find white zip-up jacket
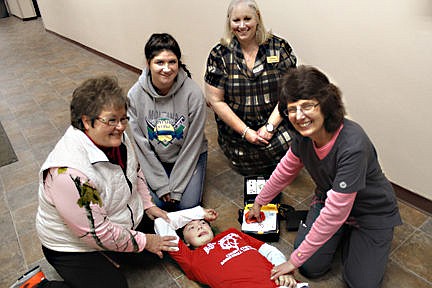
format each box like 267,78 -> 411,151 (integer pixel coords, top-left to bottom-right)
36,126 -> 152,252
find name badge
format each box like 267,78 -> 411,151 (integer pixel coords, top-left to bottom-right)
266,55 -> 279,63
252,65 -> 264,74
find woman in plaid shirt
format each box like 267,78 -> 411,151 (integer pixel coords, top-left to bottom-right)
205,0 -> 297,176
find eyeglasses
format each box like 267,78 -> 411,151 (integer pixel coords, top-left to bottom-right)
283,102 -> 320,117
96,116 -> 129,127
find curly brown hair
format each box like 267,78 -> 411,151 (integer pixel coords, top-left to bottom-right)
278,65 -> 346,133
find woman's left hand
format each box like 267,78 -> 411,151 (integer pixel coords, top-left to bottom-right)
161,193 -> 171,203
145,206 -> 169,221
245,128 -> 269,146
271,260 -> 296,281
144,234 -> 178,258
257,126 -> 274,141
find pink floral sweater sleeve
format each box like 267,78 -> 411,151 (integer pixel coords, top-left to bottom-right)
44,167 -> 147,252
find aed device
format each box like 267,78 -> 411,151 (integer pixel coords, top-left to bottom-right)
241,176 -> 280,242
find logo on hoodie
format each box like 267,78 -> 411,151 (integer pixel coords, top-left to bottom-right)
147,116 -> 185,146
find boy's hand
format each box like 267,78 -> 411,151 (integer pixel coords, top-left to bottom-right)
274,273 -> 297,288
203,208 -> 218,222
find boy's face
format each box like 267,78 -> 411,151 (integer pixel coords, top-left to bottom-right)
183,219 -> 214,248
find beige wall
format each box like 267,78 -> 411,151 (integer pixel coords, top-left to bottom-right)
37,0 -> 432,200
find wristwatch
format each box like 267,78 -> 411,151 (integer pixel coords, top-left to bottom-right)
265,122 -> 274,133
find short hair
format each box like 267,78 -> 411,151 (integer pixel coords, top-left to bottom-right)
221,0 -> 270,46
144,33 -> 191,78
176,220 -> 216,249
70,76 -> 127,131
278,65 -> 346,133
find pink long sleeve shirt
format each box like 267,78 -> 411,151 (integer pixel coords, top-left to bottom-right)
255,125 -> 357,268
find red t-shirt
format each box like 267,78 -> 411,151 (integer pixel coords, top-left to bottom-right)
169,228 -> 278,288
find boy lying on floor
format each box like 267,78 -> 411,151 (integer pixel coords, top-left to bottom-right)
154,206 -> 300,288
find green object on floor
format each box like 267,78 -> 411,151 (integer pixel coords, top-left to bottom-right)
0,121 -> 17,167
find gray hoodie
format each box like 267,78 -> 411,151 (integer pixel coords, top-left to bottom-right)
127,67 -> 207,201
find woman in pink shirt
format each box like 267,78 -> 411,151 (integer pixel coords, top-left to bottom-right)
248,66 -> 401,288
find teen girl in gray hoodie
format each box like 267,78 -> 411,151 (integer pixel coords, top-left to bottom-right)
128,33 -> 208,211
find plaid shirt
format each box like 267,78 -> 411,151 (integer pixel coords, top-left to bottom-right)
205,35 -> 297,175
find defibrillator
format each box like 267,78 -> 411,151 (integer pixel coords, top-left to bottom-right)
240,176 -> 280,242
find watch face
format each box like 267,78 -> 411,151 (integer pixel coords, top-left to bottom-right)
266,123 -> 274,132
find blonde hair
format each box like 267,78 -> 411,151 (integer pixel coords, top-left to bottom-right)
220,0 -> 270,46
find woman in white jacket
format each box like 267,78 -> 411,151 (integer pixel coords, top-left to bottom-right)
35,76 -> 177,288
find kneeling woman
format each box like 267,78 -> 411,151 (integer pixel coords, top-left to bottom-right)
128,33 -> 208,211
249,66 -> 402,288
36,76 -> 177,288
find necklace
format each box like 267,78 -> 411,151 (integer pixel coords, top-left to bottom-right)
242,47 -> 258,70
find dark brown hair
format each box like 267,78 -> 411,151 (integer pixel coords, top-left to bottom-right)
144,33 -> 192,78
278,65 -> 346,133
176,220 -> 217,249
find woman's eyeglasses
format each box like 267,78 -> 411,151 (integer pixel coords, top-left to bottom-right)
283,103 -> 319,117
96,116 -> 129,127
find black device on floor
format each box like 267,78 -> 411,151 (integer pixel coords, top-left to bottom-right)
285,210 -> 308,231
240,176 -> 280,242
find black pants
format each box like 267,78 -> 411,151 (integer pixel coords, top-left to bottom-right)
40,215 -> 156,288
41,247 -> 128,288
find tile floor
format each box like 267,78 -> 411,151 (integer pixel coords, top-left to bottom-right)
0,17 -> 431,288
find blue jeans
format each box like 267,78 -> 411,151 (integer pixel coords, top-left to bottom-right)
150,151 -> 207,211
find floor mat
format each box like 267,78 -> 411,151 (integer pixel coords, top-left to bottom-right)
0,121 -> 18,167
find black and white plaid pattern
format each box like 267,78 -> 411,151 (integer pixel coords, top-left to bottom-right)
205,35 -> 297,175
